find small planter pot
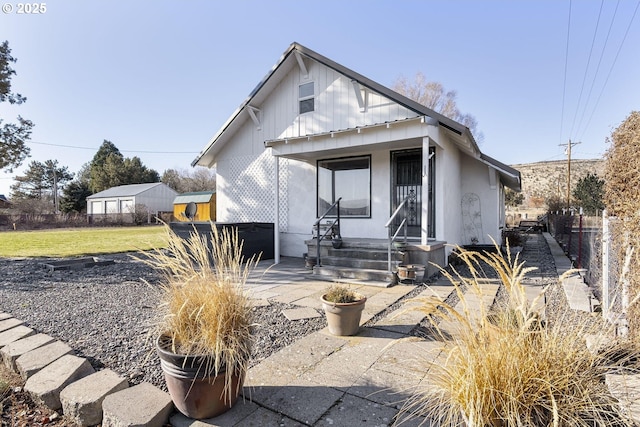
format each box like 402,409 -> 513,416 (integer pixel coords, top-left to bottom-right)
156,335 -> 244,419
305,256 -> 317,269
321,293 -> 367,336
332,237 -> 343,249
396,264 -> 426,283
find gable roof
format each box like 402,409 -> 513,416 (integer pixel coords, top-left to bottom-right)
193,42 -> 520,191
87,182 -> 171,199
173,191 -> 215,204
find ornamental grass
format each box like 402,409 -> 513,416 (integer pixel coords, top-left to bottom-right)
323,284 -> 362,303
140,224 -> 259,398
399,244 -> 637,427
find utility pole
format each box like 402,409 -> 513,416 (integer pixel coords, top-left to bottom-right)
52,166 -> 59,213
559,140 -> 581,210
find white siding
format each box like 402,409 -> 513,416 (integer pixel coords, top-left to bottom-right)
135,185 -> 178,212
460,155 -> 501,245
436,135 -> 462,252
282,61 -> 419,139
211,54 -> 504,257
86,184 -> 177,215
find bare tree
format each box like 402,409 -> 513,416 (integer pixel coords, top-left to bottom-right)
161,167 -> 216,193
393,72 -> 483,143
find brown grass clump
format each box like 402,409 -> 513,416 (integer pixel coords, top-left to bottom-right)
140,224 -> 259,399
399,245 -> 636,426
323,284 -> 362,303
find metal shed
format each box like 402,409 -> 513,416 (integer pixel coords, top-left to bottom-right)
86,183 -> 178,222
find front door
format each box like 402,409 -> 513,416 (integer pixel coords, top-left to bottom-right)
391,149 -> 422,237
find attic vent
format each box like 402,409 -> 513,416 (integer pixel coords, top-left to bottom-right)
299,82 -> 314,114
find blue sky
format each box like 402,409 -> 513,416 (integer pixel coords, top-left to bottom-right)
1,0 -> 639,197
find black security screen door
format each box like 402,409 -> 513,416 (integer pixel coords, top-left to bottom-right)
391,149 -> 422,237
391,148 -> 435,238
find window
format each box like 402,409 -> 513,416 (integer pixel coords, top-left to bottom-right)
317,156 -> 371,217
299,82 -> 314,114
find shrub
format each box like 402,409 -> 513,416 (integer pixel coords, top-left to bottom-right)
502,229 -> 525,248
399,246 -> 636,426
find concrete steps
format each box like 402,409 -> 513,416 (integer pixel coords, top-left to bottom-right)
306,238 -> 406,285
0,312 -> 173,426
312,264 -> 396,286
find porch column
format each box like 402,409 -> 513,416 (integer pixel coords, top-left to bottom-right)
273,151 -> 281,264
421,136 -> 430,245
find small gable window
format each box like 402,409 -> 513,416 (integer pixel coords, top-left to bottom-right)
299,82 -> 314,114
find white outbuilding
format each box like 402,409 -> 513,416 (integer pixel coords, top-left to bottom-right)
86,182 -> 178,222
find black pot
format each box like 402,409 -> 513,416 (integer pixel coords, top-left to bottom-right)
156,335 -> 244,419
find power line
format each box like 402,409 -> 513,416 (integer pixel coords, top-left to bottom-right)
575,0 -> 620,140
568,0 -> 604,139
578,0 -> 640,141
559,0 -> 573,145
26,140 -> 199,155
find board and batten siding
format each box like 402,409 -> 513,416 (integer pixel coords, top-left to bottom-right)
214,57 -> 425,256
284,61 -> 420,139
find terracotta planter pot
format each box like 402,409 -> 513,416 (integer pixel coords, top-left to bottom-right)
321,293 -> 367,336
396,264 -> 426,282
156,335 -> 245,419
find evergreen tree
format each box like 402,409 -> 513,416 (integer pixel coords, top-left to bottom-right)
573,173 -> 604,215
122,156 -> 160,184
0,41 -> 34,172
60,180 -> 92,213
89,140 -> 124,192
505,188 -> 524,208
89,140 -> 159,192
10,160 -> 73,209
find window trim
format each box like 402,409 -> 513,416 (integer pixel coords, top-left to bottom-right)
298,81 -> 315,114
316,155 -> 372,219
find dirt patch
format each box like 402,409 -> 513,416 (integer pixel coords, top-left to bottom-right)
0,364 -> 72,426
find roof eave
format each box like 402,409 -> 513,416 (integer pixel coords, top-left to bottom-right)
480,153 -> 522,191
192,43 -> 301,167
194,42 -> 484,167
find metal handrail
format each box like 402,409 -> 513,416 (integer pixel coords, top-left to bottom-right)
385,197 -> 409,271
314,197 -> 342,268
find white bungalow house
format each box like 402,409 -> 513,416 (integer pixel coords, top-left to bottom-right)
192,42 -> 521,282
86,182 -> 178,222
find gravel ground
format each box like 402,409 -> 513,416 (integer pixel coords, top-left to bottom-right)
0,233 -> 567,393
0,253 -> 326,391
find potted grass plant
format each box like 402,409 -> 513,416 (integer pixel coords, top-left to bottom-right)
142,224 -> 259,420
321,284 -> 367,336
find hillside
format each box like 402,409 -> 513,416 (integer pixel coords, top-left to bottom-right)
511,159 -> 605,210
